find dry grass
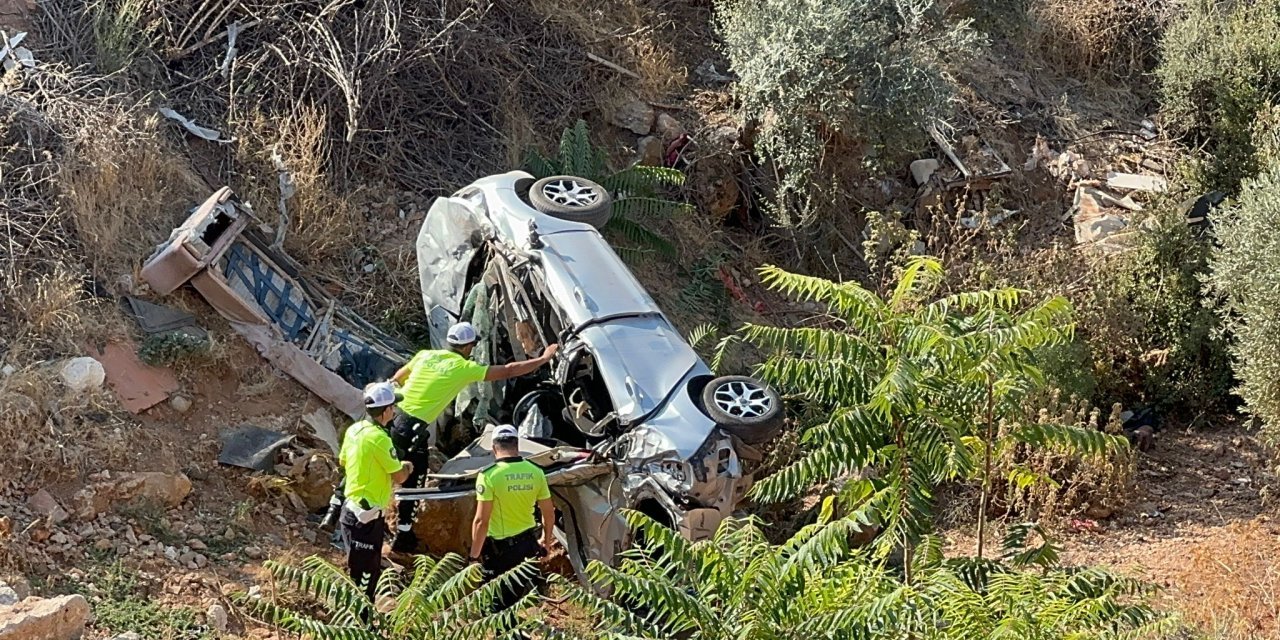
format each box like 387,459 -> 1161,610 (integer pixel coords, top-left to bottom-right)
235,107 -> 367,269
527,0 -> 686,100
1024,0 -> 1165,79
60,112 -> 206,274
0,365 -> 147,487
1166,521 -> 1280,638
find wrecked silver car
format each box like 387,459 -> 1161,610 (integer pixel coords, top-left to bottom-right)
399,171 -> 783,578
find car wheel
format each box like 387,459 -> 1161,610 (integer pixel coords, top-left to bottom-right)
700,375 -> 784,444
528,175 -> 613,228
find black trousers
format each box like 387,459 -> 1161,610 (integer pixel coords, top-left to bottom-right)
340,507 -> 386,603
390,410 -> 435,540
480,528 -> 545,613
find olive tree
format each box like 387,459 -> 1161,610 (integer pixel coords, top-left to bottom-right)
716,0 -> 979,225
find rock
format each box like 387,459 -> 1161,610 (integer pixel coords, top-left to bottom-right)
609,92 -> 655,135
93,539 -> 113,552
110,634 -> 141,640
693,59 -> 734,86
637,136 -> 664,166
244,546 -> 265,560
655,113 -> 685,143
169,395 -> 193,414
0,518 -> 10,538
187,539 -> 207,551
59,357 -> 105,393
0,594 -> 90,639
49,532 -> 68,546
0,578 -> 29,602
0,584 -> 18,607
73,472 -> 192,519
207,604 -> 228,632
26,490 -> 68,525
910,159 -> 940,185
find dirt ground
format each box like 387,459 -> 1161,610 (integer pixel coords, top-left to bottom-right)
943,420 -> 1280,639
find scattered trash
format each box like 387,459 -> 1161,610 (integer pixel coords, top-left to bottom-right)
269,144 -> 295,249
1106,172 -> 1168,193
1181,191 -> 1227,227
59,357 -> 105,393
959,208 -> 1020,230
1138,119 -> 1157,141
1023,136 -> 1052,172
218,22 -> 240,79
0,31 -> 37,73
87,341 -> 179,413
218,424 -> 293,472
928,126 -> 1012,188
300,408 -> 339,454
124,296 -> 208,341
158,107 -> 234,143
1,364 -> 15,377
1071,186 -> 1143,251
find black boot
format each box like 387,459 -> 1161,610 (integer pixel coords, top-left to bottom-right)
320,501 -> 342,532
390,527 -> 418,553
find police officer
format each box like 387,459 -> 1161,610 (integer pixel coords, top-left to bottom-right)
337,382 -> 413,602
468,424 -> 556,613
385,322 -> 557,551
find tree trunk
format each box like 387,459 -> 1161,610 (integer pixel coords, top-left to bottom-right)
976,377 -> 995,561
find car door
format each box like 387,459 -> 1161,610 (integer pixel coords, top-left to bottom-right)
417,189 -> 490,347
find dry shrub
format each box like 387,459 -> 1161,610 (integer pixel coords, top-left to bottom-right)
0,365 -> 146,487
999,390 -> 1136,523
2,64 -> 189,363
236,107 -> 367,268
527,0 -> 686,100
1025,0 -> 1165,79
60,112 -> 206,274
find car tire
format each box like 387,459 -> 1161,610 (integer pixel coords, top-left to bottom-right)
700,375 -> 784,444
528,175 -> 613,228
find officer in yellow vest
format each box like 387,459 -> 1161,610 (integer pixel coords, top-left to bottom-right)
386,321 -> 557,551
337,382 -> 413,602
468,424 -> 556,613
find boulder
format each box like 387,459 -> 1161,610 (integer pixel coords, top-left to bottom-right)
637,136 -> 665,166
655,113 -> 685,143
609,92 -> 655,135
207,604 -> 228,633
26,490 -> 68,525
0,595 -> 89,639
59,358 -> 104,393
0,584 -> 18,607
73,472 -> 192,520
910,159 -> 940,186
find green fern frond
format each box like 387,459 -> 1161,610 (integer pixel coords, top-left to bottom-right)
604,165 -> 687,195
605,214 -> 677,257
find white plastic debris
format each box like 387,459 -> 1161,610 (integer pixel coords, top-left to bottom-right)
0,31 -> 38,73
1106,172 -> 1168,193
60,357 -> 106,392
159,107 -> 234,143
218,22 -> 240,79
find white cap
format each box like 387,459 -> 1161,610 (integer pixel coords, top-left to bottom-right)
446,322 -> 478,346
363,382 -> 402,408
492,424 -> 518,441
